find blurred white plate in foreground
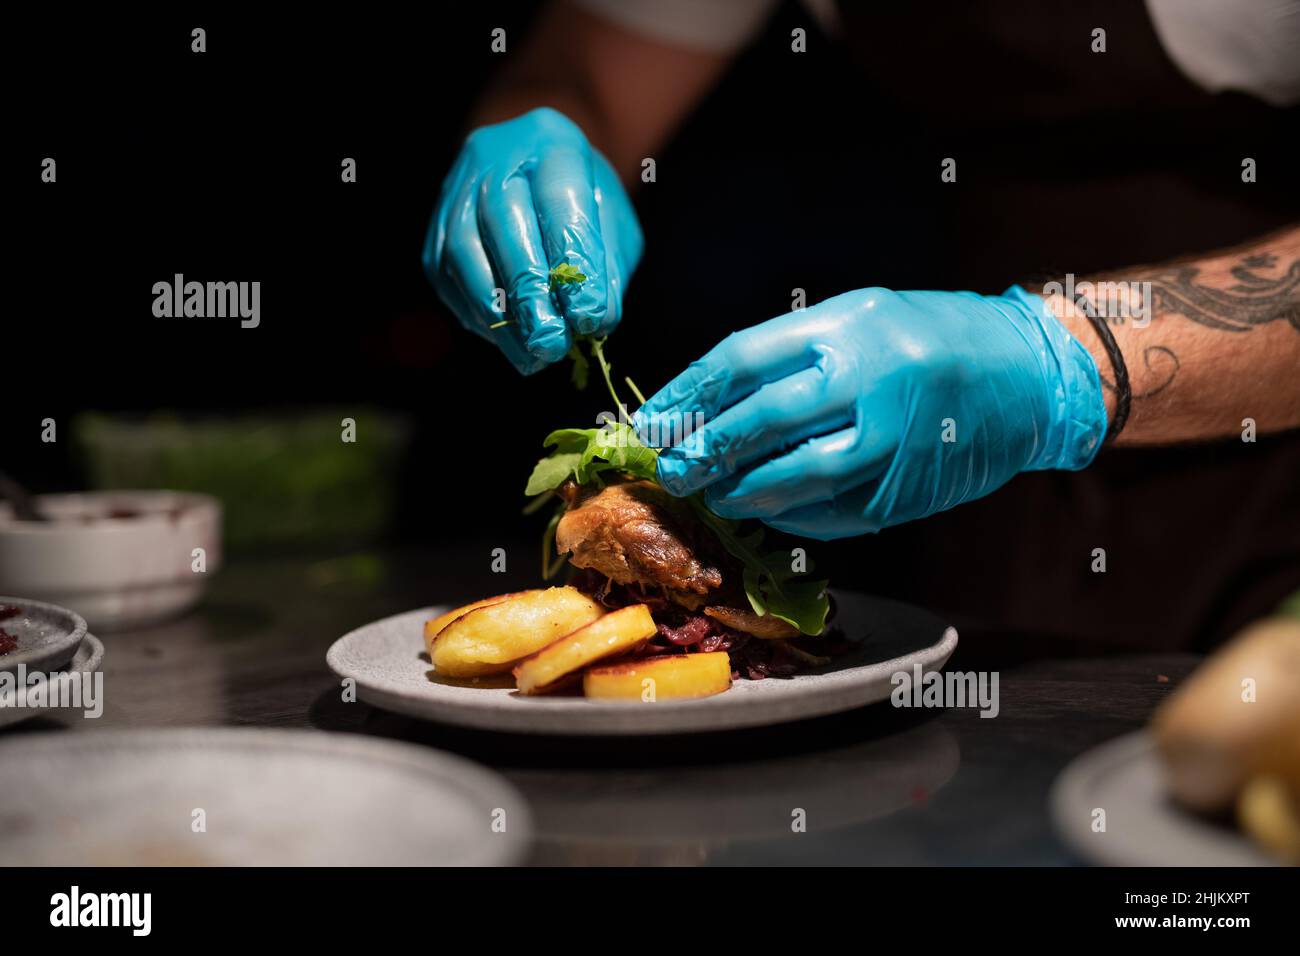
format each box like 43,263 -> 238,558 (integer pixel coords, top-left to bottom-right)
0,728 -> 530,865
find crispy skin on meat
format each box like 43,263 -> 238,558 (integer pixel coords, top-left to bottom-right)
704,606 -> 801,640
556,479 -> 723,608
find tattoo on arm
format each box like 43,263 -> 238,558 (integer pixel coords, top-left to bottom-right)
1096,344 -> 1181,400
1140,253 -> 1300,333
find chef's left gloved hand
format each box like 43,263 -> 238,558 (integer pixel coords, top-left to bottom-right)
422,108 -> 642,375
635,286 -> 1107,540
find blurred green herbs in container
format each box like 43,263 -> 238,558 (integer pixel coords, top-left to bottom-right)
74,410 -> 410,554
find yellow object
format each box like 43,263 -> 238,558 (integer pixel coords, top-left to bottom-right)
514,604 -> 656,694
430,587 -> 604,678
422,594 -> 518,658
1152,616 -> 1300,814
583,651 -> 732,701
1237,775 -> 1300,864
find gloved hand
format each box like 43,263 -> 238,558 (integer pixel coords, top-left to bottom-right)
635,286 -> 1107,539
422,107 -> 643,374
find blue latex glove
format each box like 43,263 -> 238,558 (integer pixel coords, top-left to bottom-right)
422,108 -> 643,374
635,286 -> 1107,539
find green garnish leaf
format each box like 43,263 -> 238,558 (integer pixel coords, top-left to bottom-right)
526,338 -> 830,637
688,498 -> 830,636
524,451 -> 584,497
523,423 -> 657,498
585,422 -> 659,482
549,263 -> 587,289
543,427 -> 601,454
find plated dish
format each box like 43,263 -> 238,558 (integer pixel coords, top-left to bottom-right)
327,591 -> 957,735
422,412 -> 861,699
328,375 -> 955,732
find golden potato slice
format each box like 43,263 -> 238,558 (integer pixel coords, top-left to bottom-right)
514,604 -> 657,695
583,651 -> 732,702
422,593 -> 521,660
431,587 -> 605,678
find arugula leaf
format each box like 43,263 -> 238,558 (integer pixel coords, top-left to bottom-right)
524,452 -> 584,497
549,263 -> 587,289
585,422 -> 658,482
542,428 -> 599,454
524,429 -> 595,495
524,423 -> 657,496
754,570 -> 831,636
688,497 -> 830,636
526,338 -> 831,637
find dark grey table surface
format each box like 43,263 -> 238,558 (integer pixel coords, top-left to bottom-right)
11,540 -> 1198,865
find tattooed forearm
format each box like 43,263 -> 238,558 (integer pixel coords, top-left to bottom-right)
1138,253 -> 1300,333
1096,345 -> 1181,399
1038,225 -> 1300,444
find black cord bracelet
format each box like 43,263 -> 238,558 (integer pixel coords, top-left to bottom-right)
1075,293 -> 1130,443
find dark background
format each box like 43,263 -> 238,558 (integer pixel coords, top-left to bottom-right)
10,3 -> 864,527
8,3 -> 1299,648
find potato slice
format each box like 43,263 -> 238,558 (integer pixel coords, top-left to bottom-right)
514,604 -> 657,695
583,651 -> 732,701
431,587 -> 605,678
422,593 -> 521,660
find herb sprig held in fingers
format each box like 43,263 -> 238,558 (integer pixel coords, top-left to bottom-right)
521,270 -> 830,637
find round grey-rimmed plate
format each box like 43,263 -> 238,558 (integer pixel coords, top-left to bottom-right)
0,595 -> 87,673
0,728 -> 531,865
1050,731 -> 1279,866
0,633 -> 105,729
327,591 -> 958,735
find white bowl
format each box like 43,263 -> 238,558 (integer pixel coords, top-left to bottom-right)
0,491 -> 222,631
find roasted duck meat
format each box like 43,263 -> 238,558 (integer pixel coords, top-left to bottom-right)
555,479 -> 723,608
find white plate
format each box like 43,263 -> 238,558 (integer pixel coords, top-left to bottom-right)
0,491 -> 222,631
0,728 -> 530,865
327,591 -> 958,735
0,595 -> 87,673
0,633 -> 104,729
1050,731 -> 1279,866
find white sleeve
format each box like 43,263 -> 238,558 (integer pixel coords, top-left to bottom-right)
572,0 -> 781,53
1145,0 -> 1300,105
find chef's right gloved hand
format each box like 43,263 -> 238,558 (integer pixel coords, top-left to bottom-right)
422,108 -> 643,374
636,286 -> 1108,539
